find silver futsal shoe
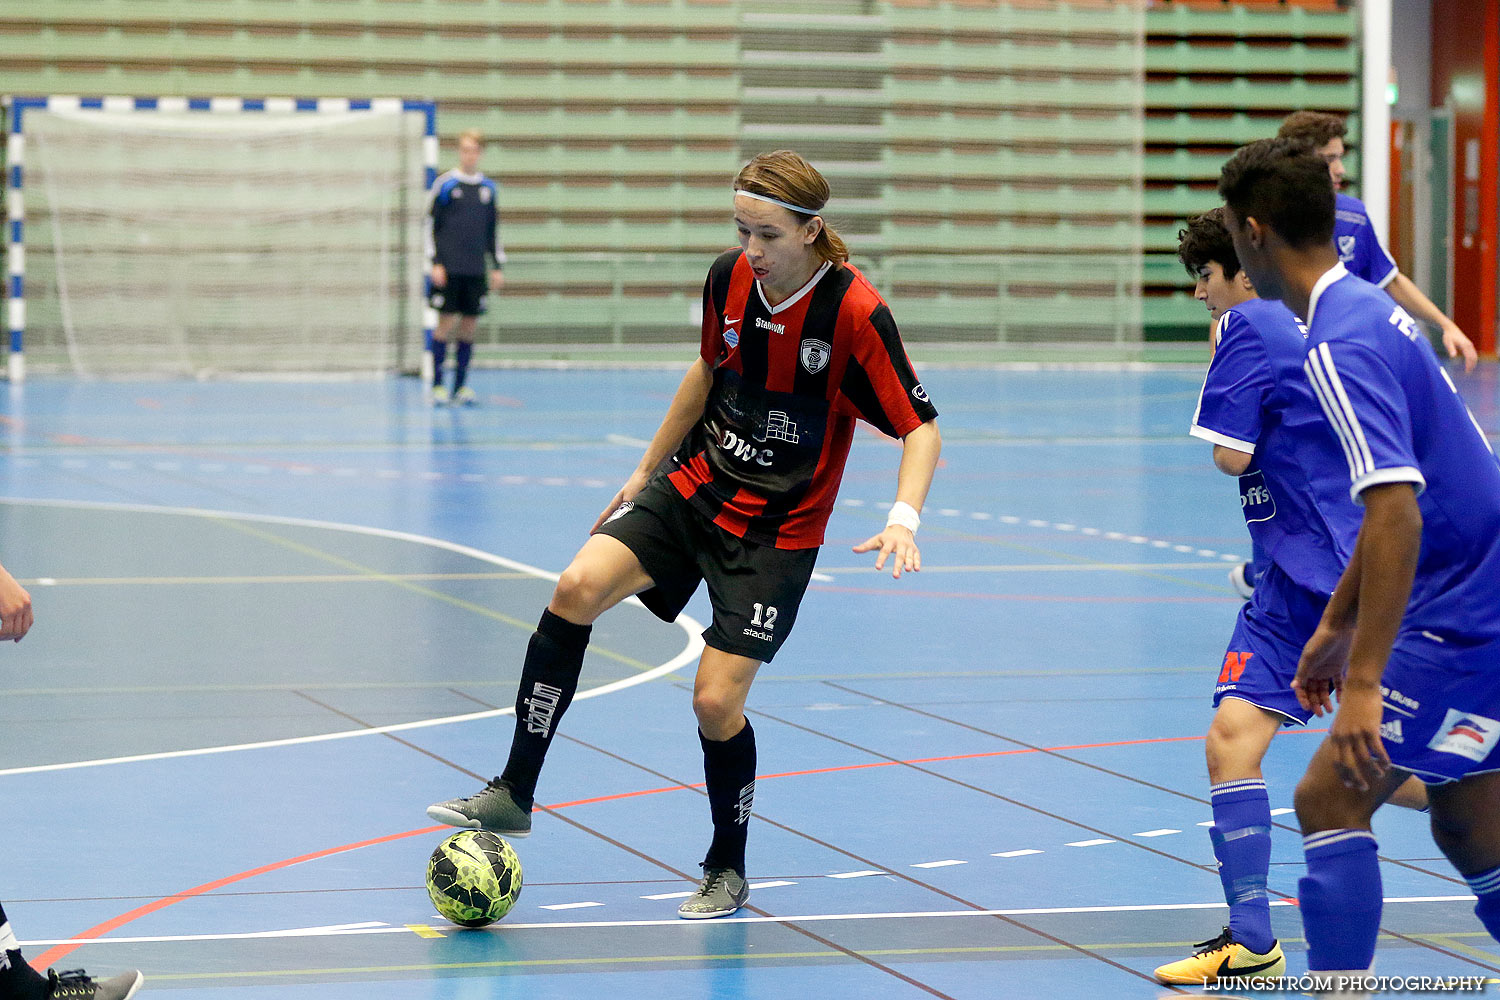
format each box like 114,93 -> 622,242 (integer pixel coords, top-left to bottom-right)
677,867 -> 749,919
426,778 -> 532,837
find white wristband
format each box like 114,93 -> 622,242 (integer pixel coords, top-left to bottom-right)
886,500 -> 921,534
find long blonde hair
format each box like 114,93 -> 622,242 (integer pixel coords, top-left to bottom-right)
734,150 -> 849,265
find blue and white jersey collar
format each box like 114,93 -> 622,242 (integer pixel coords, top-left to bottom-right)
1305,262 -> 1349,328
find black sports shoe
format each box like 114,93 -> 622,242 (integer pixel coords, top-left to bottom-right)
46,968 -> 144,1000
427,778 -> 532,837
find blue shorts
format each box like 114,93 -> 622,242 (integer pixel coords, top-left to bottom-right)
1212,561 -> 1328,727
1380,631 -> 1500,783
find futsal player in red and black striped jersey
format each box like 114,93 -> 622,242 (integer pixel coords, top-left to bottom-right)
428,150 -> 942,917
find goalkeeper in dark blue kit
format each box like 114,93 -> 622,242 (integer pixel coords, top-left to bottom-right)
426,128 -> 505,405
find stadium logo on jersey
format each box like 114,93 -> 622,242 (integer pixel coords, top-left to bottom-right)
800,339 -> 831,374
758,410 -> 800,444
1427,709 -> 1500,763
1237,470 -> 1276,524
723,327 -> 739,349
1337,235 -> 1356,261
912,383 -> 930,403
604,500 -> 634,524
756,317 -> 786,335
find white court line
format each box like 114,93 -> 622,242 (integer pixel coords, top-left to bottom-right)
21,895 -> 1481,946
0,498 -> 706,778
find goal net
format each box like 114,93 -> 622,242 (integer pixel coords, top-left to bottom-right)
8,97 -> 434,379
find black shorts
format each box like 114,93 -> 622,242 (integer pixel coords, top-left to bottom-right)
430,273 -> 488,316
593,476 -> 818,663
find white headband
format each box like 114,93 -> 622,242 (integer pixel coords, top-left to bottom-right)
734,188 -> 823,216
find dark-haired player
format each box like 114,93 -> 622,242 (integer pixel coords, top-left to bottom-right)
1226,111 -> 1474,604
1219,136 -> 1500,995
1278,111 -> 1476,373
1156,209 -> 1427,987
427,149 -> 941,919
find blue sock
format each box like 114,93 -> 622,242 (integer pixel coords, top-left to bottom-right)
1300,829 -> 1381,971
1465,865 -> 1500,942
431,340 -> 448,386
454,341 -> 473,391
1210,779 -> 1275,953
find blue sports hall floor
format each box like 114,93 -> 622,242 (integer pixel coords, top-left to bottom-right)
1,361 -> 1497,999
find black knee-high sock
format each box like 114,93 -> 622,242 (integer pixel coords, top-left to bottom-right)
0,901 -> 49,998
499,609 -> 591,807
431,340 -> 449,386
701,720 -> 756,877
453,341 -> 474,391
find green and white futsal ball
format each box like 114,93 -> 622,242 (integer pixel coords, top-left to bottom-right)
426,830 -> 523,927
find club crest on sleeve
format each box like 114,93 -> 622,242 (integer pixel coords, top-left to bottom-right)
799,339 -> 831,374
1337,235 -> 1356,261
1427,709 -> 1500,762
912,383 -> 930,403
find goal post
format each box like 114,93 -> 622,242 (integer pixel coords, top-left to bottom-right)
5,95 -> 438,381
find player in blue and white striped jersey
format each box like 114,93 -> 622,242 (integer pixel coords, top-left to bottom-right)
1156,209 -> 1426,987
1278,111 -> 1477,373
1220,137 -> 1500,992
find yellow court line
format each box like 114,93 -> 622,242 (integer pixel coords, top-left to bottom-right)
210,517 -> 659,673
403,924 -> 445,940
125,931 -> 1500,982
23,572 -> 538,586
818,562 -> 1234,574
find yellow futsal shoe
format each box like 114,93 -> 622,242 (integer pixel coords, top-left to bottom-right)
1154,926 -> 1285,985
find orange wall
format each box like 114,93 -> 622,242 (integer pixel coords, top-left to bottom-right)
1430,0 -> 1499,354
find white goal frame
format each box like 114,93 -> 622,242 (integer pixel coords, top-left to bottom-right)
4,95 -> 438,381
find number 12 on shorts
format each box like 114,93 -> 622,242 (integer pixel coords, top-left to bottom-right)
751,604 -> 778,630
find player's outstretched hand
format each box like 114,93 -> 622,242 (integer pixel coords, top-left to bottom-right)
1441,323 -> 1478,373
591,472 -> 650,534
853,525 -> 920,580
1325,682 -> 1390,791
0,562 -> 33,642
1293,619 -> 1352,716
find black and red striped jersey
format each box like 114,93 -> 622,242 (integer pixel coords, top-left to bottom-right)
664,248 -> 938,550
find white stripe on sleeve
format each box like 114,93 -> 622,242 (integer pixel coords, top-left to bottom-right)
1304,353 -> 1364,480
1315,343 -> 1377,473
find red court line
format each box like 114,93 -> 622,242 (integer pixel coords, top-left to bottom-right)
808,584 -> 1242,604
28,825 -> 449,970
29,726 -> 1328,969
